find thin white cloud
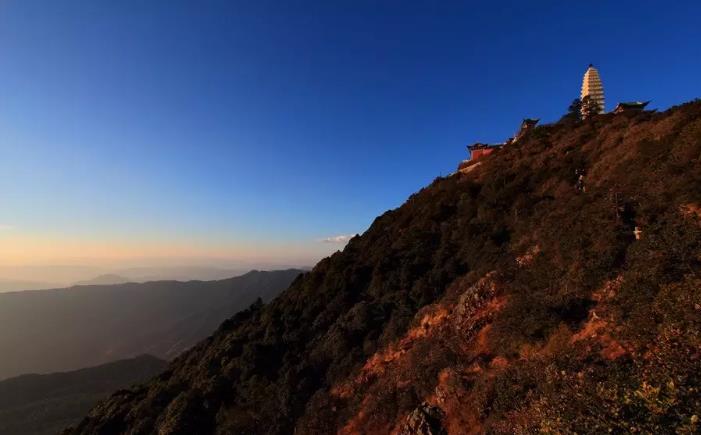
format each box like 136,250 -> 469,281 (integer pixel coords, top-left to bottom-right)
319,234 -> 355,244
0,224 -> 14,231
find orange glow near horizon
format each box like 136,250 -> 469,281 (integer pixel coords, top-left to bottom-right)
0,231 -> 334,268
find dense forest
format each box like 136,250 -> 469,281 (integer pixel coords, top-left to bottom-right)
69,100 -> 701,434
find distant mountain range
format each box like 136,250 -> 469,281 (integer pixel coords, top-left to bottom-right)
0,269 -> 302,380
0,354 -> 167,435
0,264 -> 310,292
0,278 -> 62,293
73,274 -> 130,286
102,266 -> 250,283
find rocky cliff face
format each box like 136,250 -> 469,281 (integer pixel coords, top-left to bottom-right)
68,100 -> 701,434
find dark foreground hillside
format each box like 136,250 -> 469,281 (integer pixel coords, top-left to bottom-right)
70,101 -> 701,434
0,269 -> 301,380
0,355 -> 166,435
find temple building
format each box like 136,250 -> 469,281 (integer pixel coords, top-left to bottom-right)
467,142 -> 501,161
458,117 -> 539,171
580,64 -> 605,115
457,142 -> 503,171
512,118 -> 539,143
613,101 -> 650,114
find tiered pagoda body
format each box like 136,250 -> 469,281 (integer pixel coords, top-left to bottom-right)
581,64 -> 605,114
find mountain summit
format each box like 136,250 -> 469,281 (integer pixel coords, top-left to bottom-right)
69,100 -> 701,434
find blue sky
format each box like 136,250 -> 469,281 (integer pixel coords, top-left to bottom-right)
1,1 -> 700,269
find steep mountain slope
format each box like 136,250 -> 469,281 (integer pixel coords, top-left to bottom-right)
70,101 -> 701,434
0,270 -> 301,380
0,355 -> 166,435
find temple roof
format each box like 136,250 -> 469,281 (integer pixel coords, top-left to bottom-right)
613,101 -> 650,112
467,142 -> 503,150
616,101 -> 650,108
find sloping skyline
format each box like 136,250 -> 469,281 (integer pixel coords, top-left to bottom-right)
1,1 -> 700,277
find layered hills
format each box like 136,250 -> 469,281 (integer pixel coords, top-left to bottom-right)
70,101 -> 701,434
0,270 -> 301,380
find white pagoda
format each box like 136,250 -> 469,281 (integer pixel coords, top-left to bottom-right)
580,64 -> 605,115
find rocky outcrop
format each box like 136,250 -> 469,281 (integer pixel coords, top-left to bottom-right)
399,403 -> 447,435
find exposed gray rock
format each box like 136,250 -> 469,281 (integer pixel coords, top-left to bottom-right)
398,402 -> 447,435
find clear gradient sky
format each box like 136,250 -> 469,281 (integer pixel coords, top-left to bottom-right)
1,1 -> 700,272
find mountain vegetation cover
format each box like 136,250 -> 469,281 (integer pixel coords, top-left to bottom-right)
69,100 -> 701,434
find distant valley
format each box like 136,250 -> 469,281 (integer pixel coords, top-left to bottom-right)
0,269 -> 302,380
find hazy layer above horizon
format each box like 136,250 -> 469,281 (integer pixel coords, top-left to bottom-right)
0,263 -> 310,293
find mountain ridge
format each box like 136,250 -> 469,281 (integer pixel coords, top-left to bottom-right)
69,100 -> 701,434
74,274 -> 131,287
